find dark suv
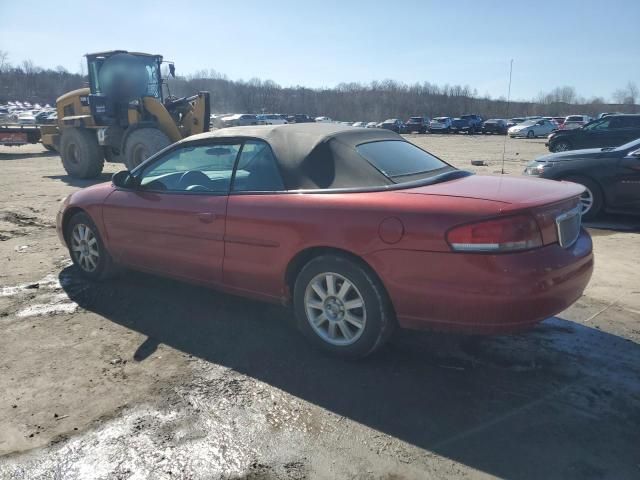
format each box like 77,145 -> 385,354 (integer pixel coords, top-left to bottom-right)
405,116 -> 430,133
451,114 -> 484,134
287,114 -> 315,123
546,114 -> 640,152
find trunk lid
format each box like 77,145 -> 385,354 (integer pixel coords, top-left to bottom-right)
398,174 -> 584,210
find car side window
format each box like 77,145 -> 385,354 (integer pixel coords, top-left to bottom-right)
138,143 -> 241,193
232,140 -> 285,192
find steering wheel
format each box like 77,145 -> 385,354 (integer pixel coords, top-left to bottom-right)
178,170 -> 212,191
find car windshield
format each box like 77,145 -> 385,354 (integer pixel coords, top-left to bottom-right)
356,140 -> 450,181
433,118 -> 447,122
409,117 -> 422,122
519,120 -> 536,126
566,116 -> 583,121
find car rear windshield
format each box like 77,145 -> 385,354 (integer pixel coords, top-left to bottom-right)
356,140 -> 449,181
566,116 -> 583,121
409,117 -> 423,121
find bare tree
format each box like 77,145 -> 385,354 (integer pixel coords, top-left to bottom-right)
613,81 -> 638,105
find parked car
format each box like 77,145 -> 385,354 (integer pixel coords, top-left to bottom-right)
42,111 -> 58,124
352,122 -> 367,128
315,116 -> 333,123
379,118 -> 404,133
0,107 -> 11,124
507,118 -> 526,128
482,119 -> 508,135
35,110 -> 53,124
525,137 -> 640,220
221,114 -> 260,127
258,114 -> 288,125
17,112 -> 36,125
562,115 -> 592,130
508,119 -> 556,138
546,114 -> 640,152
451,114 -> 483,134
365,122 -> 379,128
429,117 -> 453,133
405,116 -> 430,134
288,114 -> 315,123
58,123 -> 592,357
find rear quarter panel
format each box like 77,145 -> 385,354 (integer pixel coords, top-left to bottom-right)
223,191 -> 511,301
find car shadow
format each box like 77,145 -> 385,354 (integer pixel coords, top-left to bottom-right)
44,173 -> 113,188
58,266 -> 640,480
584,213 -> 640,234
0,150 -> 58,160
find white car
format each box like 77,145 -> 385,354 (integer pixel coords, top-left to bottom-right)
508,119 -> 556,138
352,122 -> 367,127
17,112 -> 36,125
315,116 -> 332,123
429,117 -> 453,133
258,114 -> 288,125
562,115 -> 592,130
365,122 -> 378,128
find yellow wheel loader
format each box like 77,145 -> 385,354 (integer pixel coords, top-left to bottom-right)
41,50 -> 210,178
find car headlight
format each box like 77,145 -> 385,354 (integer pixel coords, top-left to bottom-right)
524,163 -> 553,175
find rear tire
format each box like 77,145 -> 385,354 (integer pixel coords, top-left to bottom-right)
60,128 -> 104,179
527,130 -> 535,139
124,128 -> 171,170
562,175 -> 603,220
294,255 -> 395,358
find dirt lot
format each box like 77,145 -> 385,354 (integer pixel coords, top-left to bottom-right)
0,135 -> 639,479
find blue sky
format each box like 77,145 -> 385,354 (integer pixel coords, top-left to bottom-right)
1,0 -> 638,101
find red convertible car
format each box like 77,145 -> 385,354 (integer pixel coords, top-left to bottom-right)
57,124 -> 593,357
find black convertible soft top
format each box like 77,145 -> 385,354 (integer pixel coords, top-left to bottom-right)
186,124 -> 404,190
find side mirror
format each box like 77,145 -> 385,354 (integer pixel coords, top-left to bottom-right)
112,170 -> 139,189
168,63 -> 176,78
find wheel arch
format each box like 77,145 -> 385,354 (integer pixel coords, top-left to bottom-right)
61,206 -> 87,244
557,172 -> 607,207
284,246 -> 394,313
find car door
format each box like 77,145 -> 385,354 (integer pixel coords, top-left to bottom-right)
612,149 -> 640,211
102,141 -> 242,285
223,139 -> 290,301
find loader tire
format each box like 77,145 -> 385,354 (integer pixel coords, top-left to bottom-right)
60,128 -> 104,179
124,128 -> 171,170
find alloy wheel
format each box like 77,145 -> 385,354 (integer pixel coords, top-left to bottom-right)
304,272 -> 367,346
71,223 -> 100,272
579,187 -> 594,216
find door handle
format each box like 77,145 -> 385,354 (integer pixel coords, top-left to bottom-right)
196,212 -> 216,223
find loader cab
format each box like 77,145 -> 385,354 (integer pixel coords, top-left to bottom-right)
87,51 -> 163,101
86,51 -> 164,125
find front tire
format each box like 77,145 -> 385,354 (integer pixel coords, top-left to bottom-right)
60,128 -> 104,178
294,255 -> 395,358
124,128 -> 171,170
527,130 -> 535,139
66,212 -> 118,280
562,175 -> 603,220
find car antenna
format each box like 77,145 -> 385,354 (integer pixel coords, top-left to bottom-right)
501,59 -> 514,175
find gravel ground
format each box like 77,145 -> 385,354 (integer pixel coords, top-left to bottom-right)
0,135 -> 639,479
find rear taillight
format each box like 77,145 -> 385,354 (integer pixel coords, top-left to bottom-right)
446,214 -> 543,252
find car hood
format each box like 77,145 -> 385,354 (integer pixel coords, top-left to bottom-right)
397,174 -> 583,208
535,148 -> 606,162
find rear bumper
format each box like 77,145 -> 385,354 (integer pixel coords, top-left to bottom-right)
364,229 -> 593,334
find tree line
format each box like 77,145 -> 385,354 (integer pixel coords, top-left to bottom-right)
1,52 -> 637,120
